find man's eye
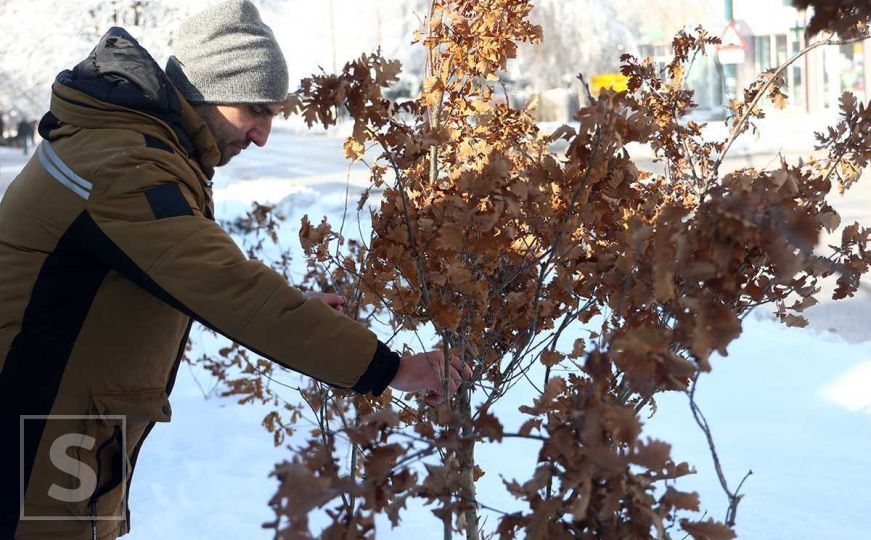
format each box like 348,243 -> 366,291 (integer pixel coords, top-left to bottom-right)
249,105 -> 278,118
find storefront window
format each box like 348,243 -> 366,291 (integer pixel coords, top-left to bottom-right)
687,48 -> 723,110
755,35 -> 772,71
775,35 -> 788,66
823,42 -> 866,108
789,34 -> 804,109
753,34 -> 804,109
840,42 -> 866,102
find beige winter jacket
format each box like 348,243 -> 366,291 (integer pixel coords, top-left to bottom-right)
0,27 -> 398,539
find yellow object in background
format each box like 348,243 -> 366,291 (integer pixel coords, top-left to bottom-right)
590,73 -> 629,95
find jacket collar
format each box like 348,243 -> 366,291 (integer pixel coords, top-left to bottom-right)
42,27 -> 221,176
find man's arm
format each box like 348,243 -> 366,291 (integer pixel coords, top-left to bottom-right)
82,150 -> 394,392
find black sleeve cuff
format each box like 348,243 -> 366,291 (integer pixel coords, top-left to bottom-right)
351,340 -> 400,396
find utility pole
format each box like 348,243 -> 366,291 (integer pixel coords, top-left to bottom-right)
723,0 -> 737,103
327,0 -> 337,74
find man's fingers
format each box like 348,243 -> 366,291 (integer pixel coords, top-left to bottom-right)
426,351 -> 446,365
327,294 -> 346,310
412,351 -> 475,405
427,353 -> 446,379
449,366 -> 462,386
305,292 -> 347,312
449,357 -> 473,379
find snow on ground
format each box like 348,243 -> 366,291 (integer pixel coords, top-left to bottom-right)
823,361 -> 871,414
122,314 -> 871,539
0,144 -> 28,194
2,126 -> 871,538
644,316 -> 871,539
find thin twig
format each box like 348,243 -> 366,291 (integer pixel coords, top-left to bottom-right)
686,372 -> 751,527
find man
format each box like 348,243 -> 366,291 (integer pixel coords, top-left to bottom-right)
16,118 -> 33,155
0,2 -> 467,538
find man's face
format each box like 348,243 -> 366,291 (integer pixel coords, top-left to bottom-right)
193,103 -> 281,166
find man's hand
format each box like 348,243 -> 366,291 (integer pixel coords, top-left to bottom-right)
389,350 -> 473,405
304,291 -> 346,313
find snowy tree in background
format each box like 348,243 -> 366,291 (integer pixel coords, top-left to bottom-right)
507,0 -> 720,118
0,0 -> 209,118
267,0 -> 431,99
370,0 -> 431,97
512,0 -> 634,91
509,0 -> 721,90
615,0 -> 720,45
0,0 -> 723,122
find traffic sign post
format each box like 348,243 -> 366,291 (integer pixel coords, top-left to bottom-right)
717,21 -> 748,65
717,20 -> 748,102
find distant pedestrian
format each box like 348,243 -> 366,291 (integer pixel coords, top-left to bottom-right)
17,118 -> 34,154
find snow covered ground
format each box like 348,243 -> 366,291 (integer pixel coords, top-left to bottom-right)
0,145 -> 28,194
2,124 -> 871,539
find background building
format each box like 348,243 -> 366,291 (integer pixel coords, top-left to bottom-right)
637,0 -> 869,118
734,0 -> 868,113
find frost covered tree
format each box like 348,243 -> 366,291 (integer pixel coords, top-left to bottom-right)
616,0 -> 720,44
512,0 -> 634,91
268,0 -> 431,99
0,0 -> 207,117
510,0 -> 721,94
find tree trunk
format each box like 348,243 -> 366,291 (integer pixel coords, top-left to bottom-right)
458,386 -> 479,540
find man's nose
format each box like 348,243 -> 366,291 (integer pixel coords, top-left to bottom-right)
248,118 -> 272,147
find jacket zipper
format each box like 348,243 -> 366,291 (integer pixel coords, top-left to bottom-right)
89,425 -> 123,539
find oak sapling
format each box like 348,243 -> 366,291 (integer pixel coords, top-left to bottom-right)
196,2 -> 871,538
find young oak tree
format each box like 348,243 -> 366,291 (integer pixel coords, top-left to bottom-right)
195,1 -> 871,538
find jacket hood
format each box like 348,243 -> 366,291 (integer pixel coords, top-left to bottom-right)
39,27 -> 220,174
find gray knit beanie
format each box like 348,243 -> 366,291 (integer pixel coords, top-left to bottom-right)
165,0 -> 289,104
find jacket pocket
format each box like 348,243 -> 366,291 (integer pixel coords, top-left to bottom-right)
77,389 -> 171,521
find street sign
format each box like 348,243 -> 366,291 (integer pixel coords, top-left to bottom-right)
717,21 -> 747,65
719,21 -> 747,49
717,46 -> 746,65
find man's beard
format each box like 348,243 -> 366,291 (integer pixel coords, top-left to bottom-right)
194,105 -> 243,166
